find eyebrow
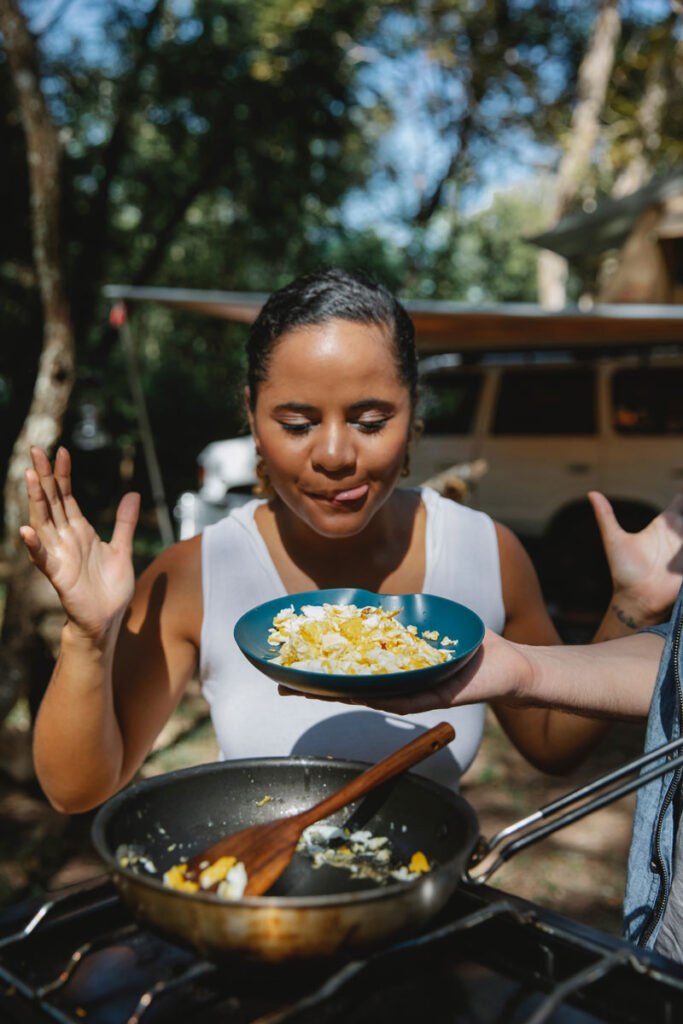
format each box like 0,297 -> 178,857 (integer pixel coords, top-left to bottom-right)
273,399 -> 395,414
273,402 -> 317,414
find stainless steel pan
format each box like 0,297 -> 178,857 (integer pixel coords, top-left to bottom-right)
91,738 -> 683,963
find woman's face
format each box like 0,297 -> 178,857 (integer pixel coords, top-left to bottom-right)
247,318 -> 414,539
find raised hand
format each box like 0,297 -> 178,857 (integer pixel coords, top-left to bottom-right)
589,489 -> 683,622
20,446 -> 141,640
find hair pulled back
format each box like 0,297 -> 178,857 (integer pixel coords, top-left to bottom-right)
246,268 -> 417,411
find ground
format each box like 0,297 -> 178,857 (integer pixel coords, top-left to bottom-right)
0,682 -> 644,937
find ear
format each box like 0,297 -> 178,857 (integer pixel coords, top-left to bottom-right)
244,386 -> 258,444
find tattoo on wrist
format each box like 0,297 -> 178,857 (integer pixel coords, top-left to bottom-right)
612,604 -> 640,630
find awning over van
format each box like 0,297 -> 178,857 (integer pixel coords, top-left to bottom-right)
527,169 -> 683,260
103,285 -> 683,354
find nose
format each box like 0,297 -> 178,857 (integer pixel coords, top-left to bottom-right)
311,420 -> 356,475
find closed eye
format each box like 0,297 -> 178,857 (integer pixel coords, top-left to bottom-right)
280,422 -> 313,434
353,418 -> 390,432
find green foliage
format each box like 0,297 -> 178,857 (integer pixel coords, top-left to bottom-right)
2,0 -> 680,533
2,0 -> 387,522
390,187 -> 552,303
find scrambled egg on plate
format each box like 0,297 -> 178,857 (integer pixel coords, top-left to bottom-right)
268,602 -> 457,675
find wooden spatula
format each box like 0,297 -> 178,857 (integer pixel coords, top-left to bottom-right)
184,721 -> 455,896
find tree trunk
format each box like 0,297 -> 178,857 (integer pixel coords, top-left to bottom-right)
0,0 -> 75,738
537,0 -> 621,308
612,47 -> 668,199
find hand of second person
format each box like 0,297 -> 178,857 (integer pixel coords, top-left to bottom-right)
277,630 -> 526,716
20,446 -> 141,642
589,489 -> 683,623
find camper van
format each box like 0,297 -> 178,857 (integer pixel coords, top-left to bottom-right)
104,286 -> 682,609
409,346 -> 683,608
175,345 -> 683,607
412,348 -> 683,536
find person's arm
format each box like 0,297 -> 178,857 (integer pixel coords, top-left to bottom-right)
489,524 -> 613,774
365,627 -> 665,721
491,488 -> 683,774
33,539 -> 202,812
589,489 -> 683,640
23,447 -> 200,813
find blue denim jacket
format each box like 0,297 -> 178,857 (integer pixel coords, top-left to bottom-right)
623,584 -> 683,949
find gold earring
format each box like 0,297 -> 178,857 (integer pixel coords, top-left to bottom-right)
253,456 -> 276,499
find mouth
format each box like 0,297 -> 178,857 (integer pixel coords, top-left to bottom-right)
309,483 -> 370,506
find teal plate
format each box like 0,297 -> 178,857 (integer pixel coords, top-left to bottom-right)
234,588 -> 485,698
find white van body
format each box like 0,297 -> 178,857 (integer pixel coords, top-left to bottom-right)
408,350 -> 683,537
176,352 -> 683,551
407,348 -> 683,610
174,435 -> 257,540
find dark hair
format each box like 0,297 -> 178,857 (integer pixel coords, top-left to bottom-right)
246,268 -> 417,411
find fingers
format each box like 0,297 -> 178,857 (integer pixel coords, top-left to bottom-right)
663,488 -> 683,526
19,523 -> 42,559
587,490 -> 620,546
111,492 -> 140,554
19,524 -> 52,575
53,446 -> 83,520
28,446 -> 68,529
25,466 -> 56,533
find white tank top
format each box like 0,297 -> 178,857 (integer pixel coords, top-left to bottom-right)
200,487 -> 505,790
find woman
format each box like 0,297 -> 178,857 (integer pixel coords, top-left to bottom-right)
21,269 -> 675,813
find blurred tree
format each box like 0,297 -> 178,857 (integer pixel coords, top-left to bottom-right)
427,187 -> 552,304
2,0 -> 681,529
533,2 -> 683,308
345,1 -> 681,301
0,0 -> 75,733
0,0 -> 680,753
537,0 -> 621,309
0,0 -> 387,523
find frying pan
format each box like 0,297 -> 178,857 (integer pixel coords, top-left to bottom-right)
91,738 -> 683,964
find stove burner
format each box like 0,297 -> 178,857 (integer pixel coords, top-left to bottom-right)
1,878 -> 683,1023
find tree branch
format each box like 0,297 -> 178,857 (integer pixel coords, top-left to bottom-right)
34,0 -> 79,37
0,0 -> 75,549
72,0 -> 167,342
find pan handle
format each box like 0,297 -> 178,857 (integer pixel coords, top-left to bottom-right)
464,734 -> 683,886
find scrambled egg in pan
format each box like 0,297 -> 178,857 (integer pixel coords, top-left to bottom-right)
163,856 -> 248,899
297,824 -> 431,883
268,602 -> 458,675
160,827 -> 429,899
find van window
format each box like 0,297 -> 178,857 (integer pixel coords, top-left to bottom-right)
612,367 -> 683,434
419,371 -> 483,435
493,368 -> 596,435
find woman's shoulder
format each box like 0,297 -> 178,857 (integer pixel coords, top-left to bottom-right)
419,485 -> 494,529
202,499 -> 263,542
139,534 -> 202,590
129,534 -> 203,641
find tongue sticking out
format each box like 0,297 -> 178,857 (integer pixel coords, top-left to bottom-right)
332,484 -> 369,503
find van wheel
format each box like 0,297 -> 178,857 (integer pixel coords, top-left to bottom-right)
539,500 -> 658,617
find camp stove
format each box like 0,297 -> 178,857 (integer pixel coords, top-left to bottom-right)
1,876 -> 683,1024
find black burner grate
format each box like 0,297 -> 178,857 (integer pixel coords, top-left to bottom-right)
2,879 -> 683,1024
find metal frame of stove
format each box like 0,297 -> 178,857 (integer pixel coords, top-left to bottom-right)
2,878 -> 683,1024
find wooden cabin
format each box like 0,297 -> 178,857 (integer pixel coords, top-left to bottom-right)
530,169 -> 683,305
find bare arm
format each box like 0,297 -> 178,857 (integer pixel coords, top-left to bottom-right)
491,489 -> 683,774
24,447 -> 200,813
366,628 -> 664,721
490,524 -> 615,774
33,540 -> 202,812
